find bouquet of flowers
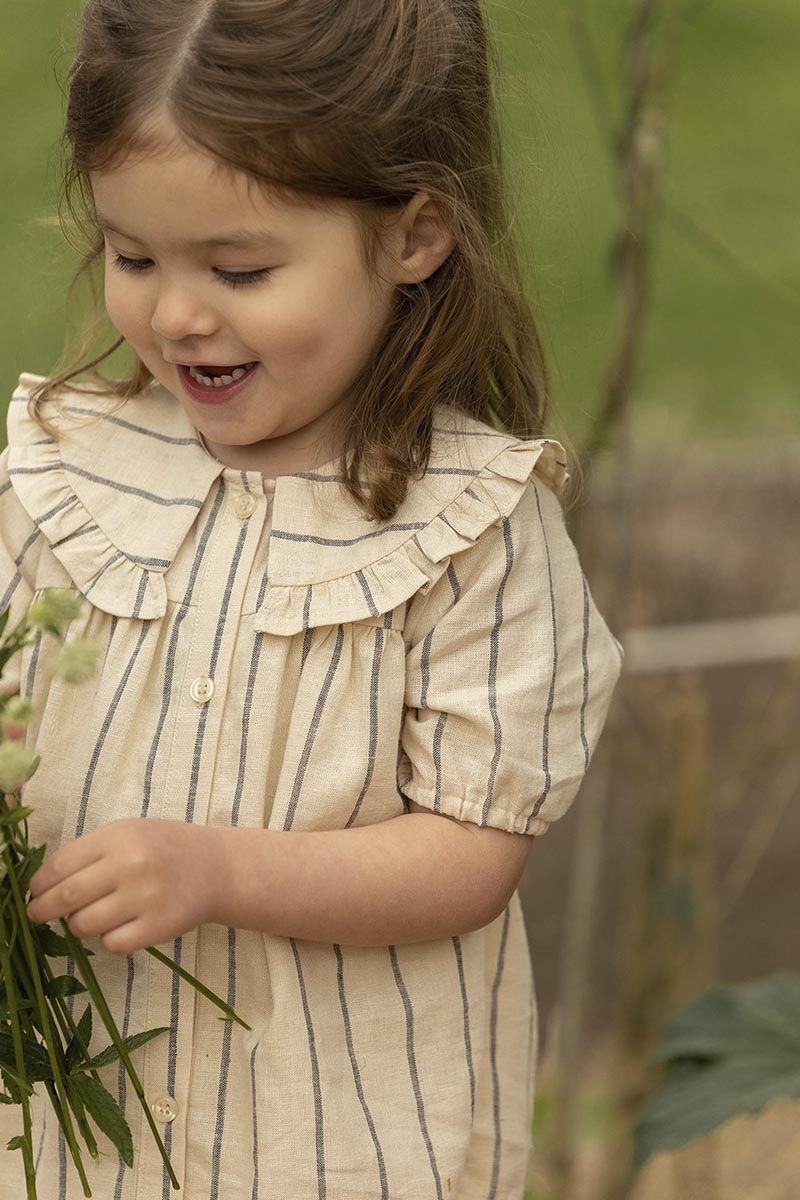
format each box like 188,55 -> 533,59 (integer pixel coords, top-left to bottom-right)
0,589 -> 250,1196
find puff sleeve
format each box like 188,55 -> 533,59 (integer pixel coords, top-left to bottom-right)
0,444 -> 44,700
397,473 -> 624,836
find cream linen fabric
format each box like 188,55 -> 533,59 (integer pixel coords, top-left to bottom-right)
0,371 -> 623,1199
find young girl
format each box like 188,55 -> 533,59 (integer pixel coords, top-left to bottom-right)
0,1 -> 623,1196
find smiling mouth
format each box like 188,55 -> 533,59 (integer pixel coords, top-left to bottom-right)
185,362 -> 258,387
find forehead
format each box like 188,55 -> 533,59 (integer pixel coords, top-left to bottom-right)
89,144 -> 355,249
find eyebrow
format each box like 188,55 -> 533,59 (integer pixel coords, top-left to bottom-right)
94,212 -> 284,249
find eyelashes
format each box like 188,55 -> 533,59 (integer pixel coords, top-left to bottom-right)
110,252 -> 272,290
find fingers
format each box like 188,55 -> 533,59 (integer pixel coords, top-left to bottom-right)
28,843 -> 103,903
65,893 -> 137,942
27,859 -> 116,926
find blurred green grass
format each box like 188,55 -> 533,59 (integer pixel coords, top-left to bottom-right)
1,0 -> 798,445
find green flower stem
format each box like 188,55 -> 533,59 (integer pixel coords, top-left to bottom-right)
36,955 -> 101,1157
145,945 -> 252,1030
3,845 -> 91,1198
59,924 -> 180,1191
0,907 -> 36,1198
0,906 -> 99,1181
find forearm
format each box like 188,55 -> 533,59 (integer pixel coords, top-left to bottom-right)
210,813 -> 499,946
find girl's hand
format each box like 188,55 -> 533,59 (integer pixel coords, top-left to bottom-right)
26,819 -> 225,956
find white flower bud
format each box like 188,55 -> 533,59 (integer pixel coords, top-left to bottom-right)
50,638 -> 103,684
0,741 -> 38,794
27,588 -> 85,637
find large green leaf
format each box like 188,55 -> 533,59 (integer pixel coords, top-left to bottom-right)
69,1073 -> 133,1167
77,1026 -> 171,1073
634,973 -> 800,1169
0,1031 -> 53,1082
650,973 -> 800,1062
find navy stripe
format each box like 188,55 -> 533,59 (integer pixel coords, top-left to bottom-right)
283,625 -> 344,831
289,937 -> 327,1199
141,488 -> 224,821
528,481 -> 558,827
452,936 -> 476,1120
580,575 -> 591,769
62,404 -> 207,445
9,461 -> 204,508
354,569 -> 379,616
211,553 -> 273,1197
388,946 -> 443,1199
0,571 -> 21,613
250,1040 -> 262,1199
49,523 -> 99,550
481,516 -> 514,825
271,520 -> 427,549
345,624 -> 385,828
487,906 -> 513,1199
113,954 -> 137,1200
334,945 -> 389,1197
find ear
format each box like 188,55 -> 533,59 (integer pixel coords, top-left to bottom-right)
388,191 -> 456,284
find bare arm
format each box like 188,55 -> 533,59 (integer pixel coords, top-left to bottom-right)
211,800 -> 533,946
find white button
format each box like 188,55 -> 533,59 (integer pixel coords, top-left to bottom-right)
151,1094 -> 179,1123
233,493 -> 257,519
190,675 -> 215,704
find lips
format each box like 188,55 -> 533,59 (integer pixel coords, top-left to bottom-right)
177,361 -> 259,405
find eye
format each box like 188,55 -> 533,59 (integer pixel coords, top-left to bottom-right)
109,252 -> 272,289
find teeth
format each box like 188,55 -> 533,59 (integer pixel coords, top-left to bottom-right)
188,362 -> 256,387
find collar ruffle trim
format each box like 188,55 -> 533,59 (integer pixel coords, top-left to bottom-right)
8,373 -> 568,633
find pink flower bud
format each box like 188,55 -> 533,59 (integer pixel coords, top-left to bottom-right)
1,719 -> 27,742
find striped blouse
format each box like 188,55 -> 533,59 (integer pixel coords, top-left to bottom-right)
0,372 -> 623,1199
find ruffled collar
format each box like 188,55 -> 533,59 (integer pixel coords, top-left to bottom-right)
8,373 -> 568,634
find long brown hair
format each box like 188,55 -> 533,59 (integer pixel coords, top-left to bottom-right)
31,0 -> 557,521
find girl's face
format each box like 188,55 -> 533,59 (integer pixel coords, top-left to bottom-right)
90,140 -> 400,476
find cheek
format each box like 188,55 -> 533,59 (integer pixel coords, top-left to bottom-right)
270,283 -> 389,367
104,271 -> 143,339
101,267 -> 154,348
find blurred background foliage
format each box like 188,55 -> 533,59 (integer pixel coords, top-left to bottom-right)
1,0 -> 798,443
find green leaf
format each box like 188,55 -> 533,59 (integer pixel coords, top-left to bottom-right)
650,972 -> 800,1063
0,607 -> 10,639
633,973 -> 800,1170
17,842 -> 47,896
6,1134 -> 26,1152
0,1031 -> 54,1082
33,923 -> 75,958
0,993 -> 36,1022
65,1005 -> 93,1073
23,754 -> 41,783
78,1026 -> 171,1073
69,1072 -> 134,1167
0,806 -> 34,828
0,1065 -> 35,1102
44,975 -> 88,1000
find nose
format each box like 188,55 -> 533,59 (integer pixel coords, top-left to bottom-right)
150,280 -> 220,342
